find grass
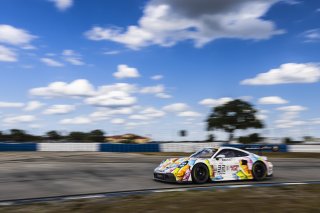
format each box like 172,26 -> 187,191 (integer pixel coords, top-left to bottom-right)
1,185 -> 319,213
141,152 -> 320,158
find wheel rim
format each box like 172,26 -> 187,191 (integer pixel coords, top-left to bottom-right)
254,164 -> 265,178
195,166 -> 207,181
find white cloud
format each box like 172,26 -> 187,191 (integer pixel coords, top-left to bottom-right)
113,64 -> 140,79
0,101 -> 24,108
41,58 -> 64,67
155,93 -> 172,99
85,83 -> 137,107
178,111 -> 201,117
163,103 -> 189,112
199,97 -> 233,107
140,84 -> 164,94
0,45 -> 17,62
90,107 -> 134,119
24,101 -> 44,111
277,105 -> 307,112
302,29 -> 320,42
50,0 -> 73,11
60,116 -> 91,125
275,119 -> 306,128
85,0 -> 284,49
0,25 -> 36,47
85,91 -> 137,107
151,75 -> 163,80
111,118 -> 125,124
241,63 -> 320,85
43,104 -> 76,115
275,105 -> 307,128
129,107 -> 165,120
30,79 -> 95,98
62,49 -> 85,65
258,96 -> 288,104
3,115 -> 36,124
104,50 -> 121,55
140,84 -> 171,98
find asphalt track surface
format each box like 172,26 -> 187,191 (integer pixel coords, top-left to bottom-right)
0,152 -> 319,201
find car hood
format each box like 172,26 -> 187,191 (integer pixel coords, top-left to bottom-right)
154,157 -> 196,173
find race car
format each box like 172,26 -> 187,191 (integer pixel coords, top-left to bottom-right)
154,146 -> 273,183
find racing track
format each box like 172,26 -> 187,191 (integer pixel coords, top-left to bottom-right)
0,152 -> 319,201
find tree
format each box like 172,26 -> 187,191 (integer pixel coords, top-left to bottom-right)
238,133 -> 262,144
9,129 -> 27,142
46,131 -> 62,141
206,134 -> 215,142
68,131 -> 88,142
87,129 -> 105,142
206,99 -> 264,142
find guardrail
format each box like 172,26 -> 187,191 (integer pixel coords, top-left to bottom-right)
0,142 -> 319,153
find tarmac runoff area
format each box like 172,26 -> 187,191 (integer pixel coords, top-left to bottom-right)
0,152 -> 319,203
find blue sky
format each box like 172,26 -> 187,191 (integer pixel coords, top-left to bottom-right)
0,0 -> 319,140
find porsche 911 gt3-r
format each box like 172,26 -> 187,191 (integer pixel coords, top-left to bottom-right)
154,146 -> 273,183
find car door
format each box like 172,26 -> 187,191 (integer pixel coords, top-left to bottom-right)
212,149 -> 241,181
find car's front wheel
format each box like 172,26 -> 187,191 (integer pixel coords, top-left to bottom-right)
252,161 -> 267,181
192,163 -> 209,184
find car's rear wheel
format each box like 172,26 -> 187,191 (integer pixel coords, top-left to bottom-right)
252,161 -> 267,181
192,163 -> 209,184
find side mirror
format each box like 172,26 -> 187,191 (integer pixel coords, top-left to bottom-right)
216,154 -> 225,159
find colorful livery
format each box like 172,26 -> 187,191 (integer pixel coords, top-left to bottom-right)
154,146 -> 273,183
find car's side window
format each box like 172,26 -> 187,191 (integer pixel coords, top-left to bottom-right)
216,149 -> 236,158
233,150 -> 249,157
216,149 -> 248,158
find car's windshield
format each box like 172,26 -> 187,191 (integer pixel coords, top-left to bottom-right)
190,148 -> 218,158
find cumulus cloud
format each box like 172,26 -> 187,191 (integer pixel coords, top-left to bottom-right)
30,79 -> 95,98
199,97 -> 233,107
41,58 -> 64,67
3,115 -> 36,124
129,107 -> 165,120
50,0 -> 73,11
163,103 -> 189,112
0,45 -> 17,62
85,83 -> 137,107
178,111 -> 201,117
241,63 -> 320,85
0,25 -> 36,47
85,0 -> 284,49
258,96 -> 288,104
43,104 -> 76,115
0,101 -> 24,108
85,91 -> 137,107
24,101 -> 44,111
60,116 -> 91,125
113,64 -> 140,79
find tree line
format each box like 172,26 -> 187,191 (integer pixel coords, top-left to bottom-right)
0,129 -> 105,142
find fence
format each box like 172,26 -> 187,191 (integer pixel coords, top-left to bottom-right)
0,142 -> 319,153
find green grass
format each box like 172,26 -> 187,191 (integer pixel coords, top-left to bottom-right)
1,185 -> 320,213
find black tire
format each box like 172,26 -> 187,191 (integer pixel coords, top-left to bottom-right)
252,161 -> 267,181
192,163 -> 209,184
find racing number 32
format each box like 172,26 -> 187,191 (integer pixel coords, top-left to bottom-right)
217,165 -> 226,174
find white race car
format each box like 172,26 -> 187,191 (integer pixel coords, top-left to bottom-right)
154,146 -> 273,183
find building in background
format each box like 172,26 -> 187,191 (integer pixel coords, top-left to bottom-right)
105,134 -> 151,144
